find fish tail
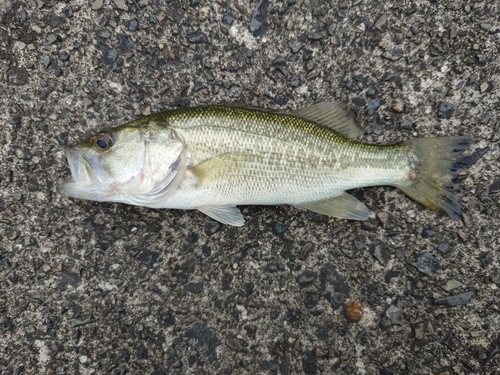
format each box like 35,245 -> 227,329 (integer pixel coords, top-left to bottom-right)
397,136 -> 475,219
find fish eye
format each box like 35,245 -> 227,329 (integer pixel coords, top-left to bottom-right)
93,132 -> 113,150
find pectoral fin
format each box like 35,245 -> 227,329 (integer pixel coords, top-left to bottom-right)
295,192 -> 370,220
198,205 -> 245,227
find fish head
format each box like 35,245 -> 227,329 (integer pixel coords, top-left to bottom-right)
58,124 -> 186,203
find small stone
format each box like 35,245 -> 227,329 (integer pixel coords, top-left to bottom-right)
367,99 -> 384,115
383,49 -> 403,61
413,322 -> 424,340
480,115 -> 490,125
187,31 -> 208,43
381,299 -> 403,327
370,241 -> 388,265
437,102 -> 455,119
114,0 -> 128,10
305,60 -> 315,72
42,34 -> 57,46
400,119 -> 413,129
480,82 -> 489,93
441,335 -> 457,351
271,222 -> 287,234
58,52 -> 70,61
41,55 -> 51,67
184,281 -> 204,294
289,40 -> 303,53
296,270 -> 317,286
185,323 -> 220,361
392,98 -> 404,113
442,279 -> 462,292
250,0 -> 269,37
411,253 -> 440,275
222,13 -> 235,25
91,0 -> 104,10
344,303 -> 363,323
422,229 -> 437,238
139,250 -> 159,267
480,23 -> 491,31
290,75 -> 301,88
437,244 -> 449,253
489,178 -> 500,193
375,15 -> 387,31
127,19 -> 138,31
69,314 -> 92,327
434,291 -> 473,307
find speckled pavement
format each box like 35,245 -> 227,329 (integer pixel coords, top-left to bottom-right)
1,1 -> 499,374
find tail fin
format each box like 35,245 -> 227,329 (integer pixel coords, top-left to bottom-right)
397,136 -> 475,219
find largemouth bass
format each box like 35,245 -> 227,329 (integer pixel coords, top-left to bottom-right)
58,102 -> 476,226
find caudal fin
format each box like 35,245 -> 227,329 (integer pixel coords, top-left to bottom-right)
397,136 -> 475,219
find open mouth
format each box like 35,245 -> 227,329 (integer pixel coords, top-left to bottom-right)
57,146 -> 94,197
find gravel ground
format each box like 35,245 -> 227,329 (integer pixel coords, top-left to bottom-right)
1,1 -> 500,374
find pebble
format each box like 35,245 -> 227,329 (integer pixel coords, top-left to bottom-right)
69,314 -> 92,327
400,118 -> 413,129
370,242 -> 388,265
41,55 -> 50,67
42,34 -> 57,46
91,0 -> 104,10
367,99 -> 383,115
413,322 -> 424,340
184,322 -> 220,360
437,243 -> 449,253
421,229 -> 437,238
434,291 -> 473,307
437,101 -> 455,119
250,0 -> 269,37
296,270 -> 317,286
184,281 -> 204,294
187,31 -> 208,43
375,15 -> 387,31
222,13 -> 235,26
480,82 -> 489,93
290,75 -> 301,88
442,279 -> 462,291
481,115 -> 490,125
383,49 -> 403,61
411,253 -> 440,275
114,0 -> 128,10
127,19 -> 138,31
392,98 -> 404,113
382,299 -> 403,327
289,40 -> 303,53
489,178 -> 500,193
58,52 -> 70,61
344,303 -> 363,323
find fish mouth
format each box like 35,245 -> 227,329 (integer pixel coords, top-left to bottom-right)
57,146 -> 95,198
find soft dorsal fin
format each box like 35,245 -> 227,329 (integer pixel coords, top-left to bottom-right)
290,102 -> 364,139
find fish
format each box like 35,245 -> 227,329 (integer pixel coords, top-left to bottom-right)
58,102 -> 478,226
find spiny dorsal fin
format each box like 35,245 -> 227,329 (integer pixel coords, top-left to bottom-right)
290,102 -> 364,139
220,102 -> 363,139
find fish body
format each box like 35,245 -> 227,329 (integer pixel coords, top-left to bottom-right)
58,103 -> 474,226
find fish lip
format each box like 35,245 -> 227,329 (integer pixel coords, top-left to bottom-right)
57,145 -> 92,196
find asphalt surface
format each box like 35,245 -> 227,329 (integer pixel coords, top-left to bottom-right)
1,1 -> 499,374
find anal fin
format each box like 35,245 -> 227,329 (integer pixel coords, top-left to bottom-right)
295,192 -> 370,221
198,205 -> 245,227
